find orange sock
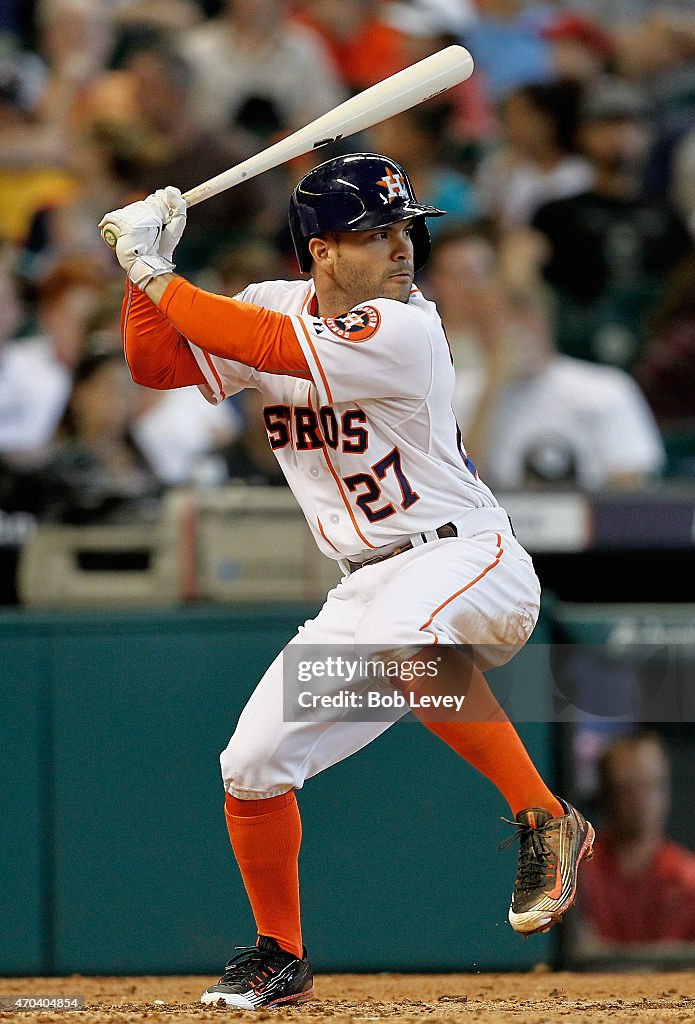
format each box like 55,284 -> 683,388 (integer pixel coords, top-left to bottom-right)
424,718 -> 563,818
402,650 -> 563,819
225,791 -> 303,958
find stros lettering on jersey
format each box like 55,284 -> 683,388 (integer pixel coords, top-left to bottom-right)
187,280 -> 498,560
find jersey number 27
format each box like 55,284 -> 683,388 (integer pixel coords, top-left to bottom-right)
343,446 -> 420,523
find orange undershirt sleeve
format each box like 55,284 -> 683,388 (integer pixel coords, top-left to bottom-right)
158,277 -> 311,378
122,281 -> 206,390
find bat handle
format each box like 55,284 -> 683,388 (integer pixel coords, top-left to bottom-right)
101,223 -> 119,249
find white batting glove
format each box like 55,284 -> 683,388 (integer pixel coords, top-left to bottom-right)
144,186 -> 187,263
98,200 -> 174,289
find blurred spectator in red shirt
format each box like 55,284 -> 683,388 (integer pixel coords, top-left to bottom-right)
293,1 -> 494,144
635,254 -> 695,433
580,731 -> 695,947
541,13 -> 615,87
349,0 -> 476,86
290,0 -> 376,87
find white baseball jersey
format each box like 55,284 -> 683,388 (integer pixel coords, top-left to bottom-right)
187,279 -> 499,560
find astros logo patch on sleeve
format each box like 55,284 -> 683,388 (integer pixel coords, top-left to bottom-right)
324,306 -> 381,342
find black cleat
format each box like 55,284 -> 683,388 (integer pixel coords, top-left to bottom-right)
501,797 -> 595,935
200,935 -> 314,1008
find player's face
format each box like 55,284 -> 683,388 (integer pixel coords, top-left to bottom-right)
329,219 -> 415,306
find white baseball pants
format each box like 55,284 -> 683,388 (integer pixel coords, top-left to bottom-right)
220,508 -> 541,799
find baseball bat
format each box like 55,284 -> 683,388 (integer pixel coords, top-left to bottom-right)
100,44 -> 474,248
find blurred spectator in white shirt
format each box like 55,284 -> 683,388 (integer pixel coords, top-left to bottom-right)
132,389 -> 239,488
0,261 -> 31,453
0,257 -> 108,463
179,0 -> 346,147
453,277 -> 665,491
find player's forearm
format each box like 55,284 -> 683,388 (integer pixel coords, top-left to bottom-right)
151,276 -> 311,378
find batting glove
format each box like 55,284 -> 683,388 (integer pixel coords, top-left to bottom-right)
144,186 -> 187,263
98,200 -> 174,290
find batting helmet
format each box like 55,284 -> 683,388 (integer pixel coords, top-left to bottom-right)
289,153 -> 446,273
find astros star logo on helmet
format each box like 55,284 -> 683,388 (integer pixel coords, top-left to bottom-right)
376,167 -> 409,203
324,306 -> 381,341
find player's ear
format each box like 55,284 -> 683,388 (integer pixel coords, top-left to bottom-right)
308,234 -> 335,270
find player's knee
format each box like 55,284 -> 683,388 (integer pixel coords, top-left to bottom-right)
219,732 -> 295,799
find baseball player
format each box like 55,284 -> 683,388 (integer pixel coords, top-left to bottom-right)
100,154 -> 594,1008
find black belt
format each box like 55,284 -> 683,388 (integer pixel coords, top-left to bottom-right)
345,522 -> 458,575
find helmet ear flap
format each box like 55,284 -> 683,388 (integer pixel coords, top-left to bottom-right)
411,217 -> 432,272
288,199 -> 312,273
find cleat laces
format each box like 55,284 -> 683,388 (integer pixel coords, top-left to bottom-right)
499,816 -> 557,893
219,946 -> 278,988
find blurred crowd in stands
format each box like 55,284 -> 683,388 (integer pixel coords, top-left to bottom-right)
1,0 -> 695,530
2,1 -> 695,952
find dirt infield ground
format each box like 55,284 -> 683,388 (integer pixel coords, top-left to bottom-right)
1,972 -> 694,1023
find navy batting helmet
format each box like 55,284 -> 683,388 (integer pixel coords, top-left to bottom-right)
289,153 -> 446,273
